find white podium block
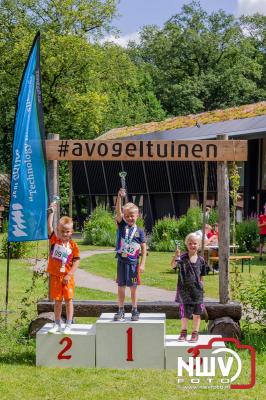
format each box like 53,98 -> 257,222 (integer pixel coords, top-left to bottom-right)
96,313 -> 165,369
36,323 -> 96,367
165,334 -> 225,369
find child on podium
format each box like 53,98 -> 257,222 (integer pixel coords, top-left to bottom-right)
47,202 -> 80,334
114,188 -> 147,321
173,233 -> 208,342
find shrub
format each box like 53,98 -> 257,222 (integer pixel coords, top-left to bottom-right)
82,206 -> 116,246
208,208 -> 218,226
177,206 -> 203,238
0,233 -> 30,259
235,270 -> 266,328
149,217 -> 185,252
235,218 -> 259,252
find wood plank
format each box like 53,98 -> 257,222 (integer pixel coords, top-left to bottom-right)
45,140 -> 248,161
37,300 -> 242,320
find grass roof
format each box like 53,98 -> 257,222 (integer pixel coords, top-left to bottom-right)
98,101 -> 266,140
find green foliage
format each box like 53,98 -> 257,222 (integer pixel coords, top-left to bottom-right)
128,0 -> 266,116
149,217 -> 182,252
0,234 -> 30,259
208,208 -> 218,226
235,270 -> 266,328
82,205 -> 116,246
235,219 -> 259,252
229,162 -> 241,246
149,206 -> 202,251
0,1 -> 165,173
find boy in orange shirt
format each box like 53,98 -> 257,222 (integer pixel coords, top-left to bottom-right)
47,203 -> 80,333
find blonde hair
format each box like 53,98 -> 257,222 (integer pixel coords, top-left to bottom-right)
185,233 -> 200,247
123,202 -> 139,214
59,216 -> 73,228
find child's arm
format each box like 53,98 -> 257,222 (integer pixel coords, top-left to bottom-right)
139,242 -> 147,273
63,259 -> 80,283
47,203 -> 57,236
115,188 -> 125,223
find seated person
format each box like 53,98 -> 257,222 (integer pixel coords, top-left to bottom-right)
193,225 -> 215,247
207,223 -> 218,246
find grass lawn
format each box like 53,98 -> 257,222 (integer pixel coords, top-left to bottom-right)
0,254 -> 265,399
79,251 -> 265,300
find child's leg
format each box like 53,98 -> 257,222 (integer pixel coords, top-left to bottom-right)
118,286 -> 126,308
65,299 -> 74,322
192,314 -> 201,332
130,286 -> 137,308
54,300 -> 62,321
181,317 -> 189,330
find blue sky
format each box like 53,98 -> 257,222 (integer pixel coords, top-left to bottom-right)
106,0 -> 266,45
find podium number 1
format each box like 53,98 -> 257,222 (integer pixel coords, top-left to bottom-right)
58,337 -> 72,360
126,327 -> 134,361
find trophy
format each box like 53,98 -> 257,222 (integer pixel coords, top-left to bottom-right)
47,195 -> 60,214
174,239 -> 181,261
119,171 -> 128,203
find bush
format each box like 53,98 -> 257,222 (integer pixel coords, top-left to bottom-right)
235,270 -> 266,328
176,206 -> 203,238
208,208 -> 218,226
149,217 -> 185,252
82,206 -> 117,246
0,233 -> 30,258
235,218 -> 259,252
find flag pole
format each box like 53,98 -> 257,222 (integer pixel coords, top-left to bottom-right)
5,241 -> 11,326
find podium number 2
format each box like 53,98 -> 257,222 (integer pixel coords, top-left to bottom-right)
58,337 -> 72,360
126,327 -> 134,361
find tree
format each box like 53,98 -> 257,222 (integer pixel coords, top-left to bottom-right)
128,0 -> 265,116
0,0 -> 165,174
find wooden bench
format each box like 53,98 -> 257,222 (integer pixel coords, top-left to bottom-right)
209,255 -> 254,273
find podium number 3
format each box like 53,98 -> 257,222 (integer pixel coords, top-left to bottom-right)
126,328 -> 134,361
58,337 -> 72,360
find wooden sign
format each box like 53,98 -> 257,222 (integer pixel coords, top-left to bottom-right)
45,140 -> 247,161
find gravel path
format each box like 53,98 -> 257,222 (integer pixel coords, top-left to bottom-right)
75,250 -> 217,302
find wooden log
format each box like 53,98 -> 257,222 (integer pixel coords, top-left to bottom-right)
37,300 -> 242,320
208,317 -> 241,339
28,312 -> 55,338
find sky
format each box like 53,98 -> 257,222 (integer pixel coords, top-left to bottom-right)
106,0 -> 266,46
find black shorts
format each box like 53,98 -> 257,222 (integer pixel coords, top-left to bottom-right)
260,234 -> 266,244
179,303 -> 205,319
116,260 -> 140,287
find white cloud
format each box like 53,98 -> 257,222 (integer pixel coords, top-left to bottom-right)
237,0 -> 266,15
100,31 -> 140,47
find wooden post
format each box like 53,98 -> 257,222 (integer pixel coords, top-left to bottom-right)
68,161 -> 73,218
217,134 -> 230,304
47,133 -> 59,300
201,161 -> 208,252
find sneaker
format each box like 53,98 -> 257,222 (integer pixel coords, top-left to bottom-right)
177,330 -> 187,341
113,309 -> 125,321
49,323 -> 62,334
131,309 -> 140,321
188,331 -> 199,343
63,324 -> 72,334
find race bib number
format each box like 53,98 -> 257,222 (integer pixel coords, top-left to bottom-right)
120,239 -> 140,257
52,244 -> 71,263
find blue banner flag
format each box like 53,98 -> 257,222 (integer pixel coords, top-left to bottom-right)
8,32 -> 48,242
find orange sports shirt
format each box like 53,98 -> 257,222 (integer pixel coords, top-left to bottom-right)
47,231 -> 80,277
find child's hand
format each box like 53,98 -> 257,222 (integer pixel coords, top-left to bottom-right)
118,188 -> 126,198
63,273 -> 72,284
48,202 -> 57,212
175,249 -> 181,257
139,263 -> 145,273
